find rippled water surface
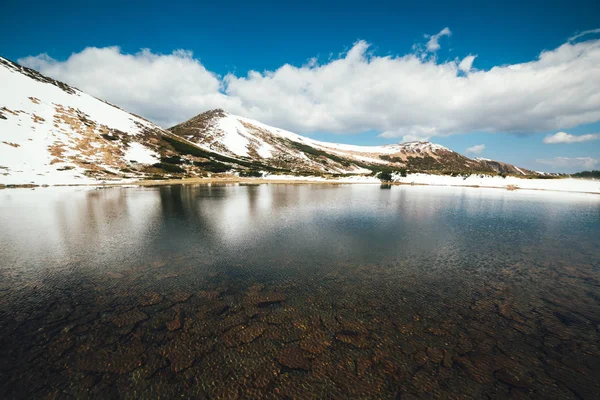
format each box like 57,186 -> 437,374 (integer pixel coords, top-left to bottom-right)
0,184 -> 599,399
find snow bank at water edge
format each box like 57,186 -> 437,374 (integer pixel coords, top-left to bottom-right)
262,174 -> 380,183
391,173 -> 600,193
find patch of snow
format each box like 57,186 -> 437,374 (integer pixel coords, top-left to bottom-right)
338,166 -> 373,174
125,142 -> 158,164
233,114 -> 446,156
262,174 -> 380,183
390,173 -> 600,194
216,115 -> 251,157
255,141 -> 274,158
514,166 -> 526,175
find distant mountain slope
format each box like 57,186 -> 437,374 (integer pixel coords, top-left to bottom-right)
170,109 -> 535,176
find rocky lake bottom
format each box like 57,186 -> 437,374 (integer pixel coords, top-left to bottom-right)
0,184 -> 598,399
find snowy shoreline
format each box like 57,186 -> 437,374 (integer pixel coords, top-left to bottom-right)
2,173 -> 599,195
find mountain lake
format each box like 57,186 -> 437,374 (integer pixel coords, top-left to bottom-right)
0,183 -> 598,398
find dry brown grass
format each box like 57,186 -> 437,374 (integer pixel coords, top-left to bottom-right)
32,114 -> 45,124
2,141 -> 20,148
1,106 -> 19,116
50,105 -> 128,173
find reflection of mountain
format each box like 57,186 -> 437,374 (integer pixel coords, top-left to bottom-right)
2,185 -> 598,281
163,184 -> 455,266
0,187 -> 164,269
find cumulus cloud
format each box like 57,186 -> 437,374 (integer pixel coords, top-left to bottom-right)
458,55 -> 476,73
465,144 -> 485,154
399,134 -> 431,143
536,157 -> 598,169
425,27 -> 452,52
19,47 -> 237,127
543,131 -> 600,144
18,29 -> 600,139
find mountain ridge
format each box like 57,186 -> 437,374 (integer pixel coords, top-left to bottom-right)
1,55 -> 538,185
169,109 -> 535,176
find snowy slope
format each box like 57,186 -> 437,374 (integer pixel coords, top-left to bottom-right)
0,57 -> 172,185
169,109 -> 533,175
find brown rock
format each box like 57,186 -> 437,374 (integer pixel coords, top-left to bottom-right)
299,330 -> 332,354
198,290 -> 221,300
336,332 -> 370,349
495,369 -> 532,389
337,317 -> 368,335
411,369 -> 438,393
75,341 -> 145,374
456,332 -> 473,355
275,346 -> 311,370
426,347 -> 444,364
413,350 -> 429,366
213,385 -> 239,400
356,357 -> 373,377
321,314 -> 340,332
110,309 -> 148,327
172,292 -> 192,303
454,354 -> 495,384
261,310 -> 288,325
140,292 -> 163,306
253,360 -> 280,388
166,308 -> 183,331
248,292 -> 286,307
247,283 -> 265,293
237,323 -> 266,344
442,350 -> 453,368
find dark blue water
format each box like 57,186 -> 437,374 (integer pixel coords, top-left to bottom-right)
0,184 -> 598,398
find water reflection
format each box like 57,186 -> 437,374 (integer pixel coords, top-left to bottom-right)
0,184 -> 599,398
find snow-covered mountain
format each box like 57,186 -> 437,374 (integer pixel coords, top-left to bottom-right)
169,109 -> 534,176
1,56 -> 534,185
0,57 -> 228,185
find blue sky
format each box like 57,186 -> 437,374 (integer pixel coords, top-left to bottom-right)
2,0 -> 600,172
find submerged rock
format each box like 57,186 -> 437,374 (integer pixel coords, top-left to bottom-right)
275,346 -> 312,370
166,307 -> 183,331
110,309 -> 148,327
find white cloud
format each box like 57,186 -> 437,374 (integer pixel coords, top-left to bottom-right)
400,134 -> 431,143
18,29 -> 600,139
543,131 -> 600,144
18,47 -> 236,127
458,55 -> 476,72
465,144 -> 485,154
536,157 -> 598,169
425,27 -> 452,52
569,28 -> 600,42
